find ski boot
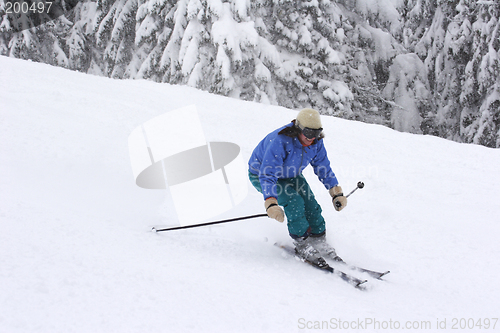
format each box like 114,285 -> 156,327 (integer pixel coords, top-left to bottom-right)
293,237 -> 328,268
308,233 -> 344,263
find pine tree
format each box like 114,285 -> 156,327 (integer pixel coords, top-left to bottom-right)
382,53 -> 431,133
64,1 -> 102,72
459,1 -> 500,147
413,0 -> 500,147
133,0 -> 176,81
401,0 -> 437,52
411,0 -> 463,139
92,0 -> 138,78
256,0 -> 353,115
337,0 -> 407,124
2,0 -> 499,147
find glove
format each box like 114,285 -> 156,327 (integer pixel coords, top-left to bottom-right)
265,197 -> 284,222
329,185 -> 347,211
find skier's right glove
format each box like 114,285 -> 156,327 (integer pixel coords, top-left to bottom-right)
265,197 -> 284,222
329,185 -> 347,211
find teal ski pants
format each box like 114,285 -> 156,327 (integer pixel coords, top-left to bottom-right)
249,171 -> 326,238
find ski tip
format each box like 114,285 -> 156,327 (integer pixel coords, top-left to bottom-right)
151,227 -> 158,233
356,280 -> 368,289
378,271 -> 391,279
380,270 -> 391,277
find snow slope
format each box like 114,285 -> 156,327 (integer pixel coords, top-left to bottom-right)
1,56 -> 500,333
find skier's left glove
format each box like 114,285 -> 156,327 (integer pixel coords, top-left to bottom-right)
329,185 -> 347,211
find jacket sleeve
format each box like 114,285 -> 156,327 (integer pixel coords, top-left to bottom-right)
258,139 -> 285,200
311,140 -> 339,190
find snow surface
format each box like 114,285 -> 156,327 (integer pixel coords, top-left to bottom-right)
1,56 -> 500,332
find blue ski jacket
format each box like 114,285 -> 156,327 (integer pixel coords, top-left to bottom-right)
248,122 -> 339,200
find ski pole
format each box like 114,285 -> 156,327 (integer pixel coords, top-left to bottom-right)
335,181 -> 364,209
346,181 -> 365,198
152,213 -> 268,233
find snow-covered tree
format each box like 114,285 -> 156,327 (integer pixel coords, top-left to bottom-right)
85,0 -> 139,77
382,53 -> 431,133
133,0 -> 175,81
335,0 -> 406,125
65,1 -> 99,71
1,0 -> 74,66
1,0 -> 499,147
410,0 -> 500,146
133,0 -> 353,112
414,1 -> 463,140
400,0 -> 437,51
254,0 -> 352,114
459,1 -> 500,147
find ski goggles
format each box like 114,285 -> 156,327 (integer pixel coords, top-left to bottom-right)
298,125 -> 323,139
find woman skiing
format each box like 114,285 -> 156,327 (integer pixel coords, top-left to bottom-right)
248,108 -> 347,267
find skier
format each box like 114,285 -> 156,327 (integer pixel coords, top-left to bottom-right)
248,108 -> 347,267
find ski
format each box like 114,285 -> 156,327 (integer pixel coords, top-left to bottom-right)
275,243 -> 367,289
323,255 -> 390,280
340,264 -> 390,280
